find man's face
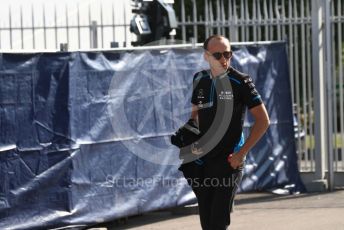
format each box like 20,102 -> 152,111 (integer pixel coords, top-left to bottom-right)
204,38 -> 232,73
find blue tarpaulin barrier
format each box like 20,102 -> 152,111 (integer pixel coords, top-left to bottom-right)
0,42 -> 305,229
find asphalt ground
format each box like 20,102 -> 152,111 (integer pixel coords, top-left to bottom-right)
88,189 -> 344,230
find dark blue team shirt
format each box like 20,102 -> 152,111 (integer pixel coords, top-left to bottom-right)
191,67 -> 263,159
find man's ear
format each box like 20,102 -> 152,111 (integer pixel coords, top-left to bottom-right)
203,52 -> 209,62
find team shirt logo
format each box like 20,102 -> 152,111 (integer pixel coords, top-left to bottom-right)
197,89 -> 205,99
219,90 -> 233,100
244,77 -> 253,83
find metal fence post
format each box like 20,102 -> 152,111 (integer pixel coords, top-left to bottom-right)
181,0 -> 186,43
192,0 -> 198,43
90,20 -> 98,49
190,37 -> 196,48
325,0 -> 334,191
311,0 -> 328,191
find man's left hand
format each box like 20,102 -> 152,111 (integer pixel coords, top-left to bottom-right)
227,153 -> 245,169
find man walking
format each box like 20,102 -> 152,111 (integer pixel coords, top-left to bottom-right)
178,35 -> 270,230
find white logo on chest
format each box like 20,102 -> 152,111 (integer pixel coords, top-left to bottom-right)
218,90 -> 233,100
197,89 -> 205,99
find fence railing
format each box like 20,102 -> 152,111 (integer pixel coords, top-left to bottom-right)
0,0 -> 132,50
176,0 -> 344,173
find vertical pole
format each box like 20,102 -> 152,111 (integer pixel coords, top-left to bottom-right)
269,0 -> 273,39
78,3 -> 81,49
311,0 -> 328,191
205,0 -> 210,38
227,0 -> 231,39
191,37 -> 196,48
32,4 -> 35,49
240,0 -> 245,40
100,2 -> 104,48
275,0 -> 281,40
181,0 -> 186,43
293,0 -> 302,167
252,0 -> 257,41
9,5 -> 13,49
43,3 -> 47,49
338,0 -> 344,171
90,21 -> 98,49
210,1 -> 214,35
325,0 -> 334,191
233,0 -> 238,41
306,0 -> 315,171
65,4 -> 69,48
221,0 -> 226,36
331,1 -> 338,172
216,0 -> 221,34
257,0 -> 262,41
244,0 -> 249,41
300,0 -> 308,170
54,4 -> 58,49
281,0 -> 286,40
288,0 -> 294,107
89,4 -> 93,48
112,2 -> 116,44
123,3 -> 128,47
263,0 -> 269,40
192,0 -> 198,43
20,5 -> 24,49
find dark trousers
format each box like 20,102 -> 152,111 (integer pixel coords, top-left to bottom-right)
180,154 -> 243,230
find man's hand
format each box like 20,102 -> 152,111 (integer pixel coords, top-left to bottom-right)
227,153 -> 245,169
227,104 -> 270,169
